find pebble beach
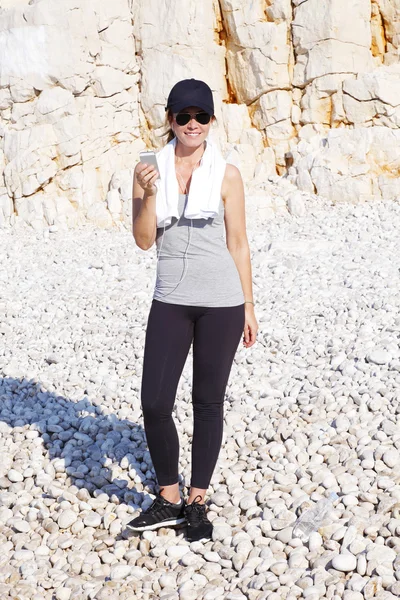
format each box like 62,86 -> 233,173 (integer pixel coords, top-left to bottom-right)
1,196 -> 400,600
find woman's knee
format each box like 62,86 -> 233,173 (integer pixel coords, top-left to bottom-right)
192,401 -> 223,421
141,401 -> 172,424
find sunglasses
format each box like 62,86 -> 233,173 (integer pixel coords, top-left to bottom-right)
175,112 -> 211,126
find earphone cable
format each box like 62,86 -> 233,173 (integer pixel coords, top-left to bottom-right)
156,164 -> 200,289
156,216 -> 193,287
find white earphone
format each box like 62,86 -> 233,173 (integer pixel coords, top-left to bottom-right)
156,204 -> 193,288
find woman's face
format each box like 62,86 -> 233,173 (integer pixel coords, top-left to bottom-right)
169,106 -> 213,148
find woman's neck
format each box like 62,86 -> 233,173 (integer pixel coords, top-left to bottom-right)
174,140 -> 206,166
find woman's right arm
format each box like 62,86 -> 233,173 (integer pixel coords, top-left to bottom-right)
132,162 -> 159,250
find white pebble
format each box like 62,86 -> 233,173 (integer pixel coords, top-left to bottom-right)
343,592 -> 363,600
8,469 -> 23,483
332,554 -> 357,572
55,589 -> 72,600
58,510 -> 78,529
239,495 -> 257,510
166,545 -> 191,559
110,565 -> 131,580
13,549 -> 34,561
204,551 -> 221,563
383,449 -> 399,468
83,511 -> 101,527
366,545 -> 396,563
159,573 -> 176,588
13,520 -> 31,533
308,532 -> 322,552
366,349 -> 392,365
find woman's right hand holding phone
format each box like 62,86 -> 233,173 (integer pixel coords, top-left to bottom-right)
136,163 -> 159,196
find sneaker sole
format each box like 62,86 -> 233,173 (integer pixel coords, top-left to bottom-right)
126,516 -> 186,532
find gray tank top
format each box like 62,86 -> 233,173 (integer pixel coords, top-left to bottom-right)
153,194 -> 245,307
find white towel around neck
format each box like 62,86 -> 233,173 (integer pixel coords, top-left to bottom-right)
154,137 -> 227,228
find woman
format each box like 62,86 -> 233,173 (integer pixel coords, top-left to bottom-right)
128,79 -> 258,542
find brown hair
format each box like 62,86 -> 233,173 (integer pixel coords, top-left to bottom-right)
160,109 -> 175,143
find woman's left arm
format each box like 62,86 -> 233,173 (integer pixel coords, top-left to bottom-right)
222,164 -> 258,349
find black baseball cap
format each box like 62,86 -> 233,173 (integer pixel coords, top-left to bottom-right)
165,79 -> 214,115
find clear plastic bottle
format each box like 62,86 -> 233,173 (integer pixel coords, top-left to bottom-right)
292,492 -> 339,542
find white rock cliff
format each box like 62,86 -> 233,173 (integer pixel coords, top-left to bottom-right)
0,0 -> 399,228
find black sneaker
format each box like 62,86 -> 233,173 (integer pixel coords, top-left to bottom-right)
126,489 -> 186,532
184,495 -> 213,542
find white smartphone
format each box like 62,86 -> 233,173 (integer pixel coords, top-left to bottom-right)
139,150 -> 159,174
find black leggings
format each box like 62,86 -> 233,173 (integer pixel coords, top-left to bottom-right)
141,299 -> 245,490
